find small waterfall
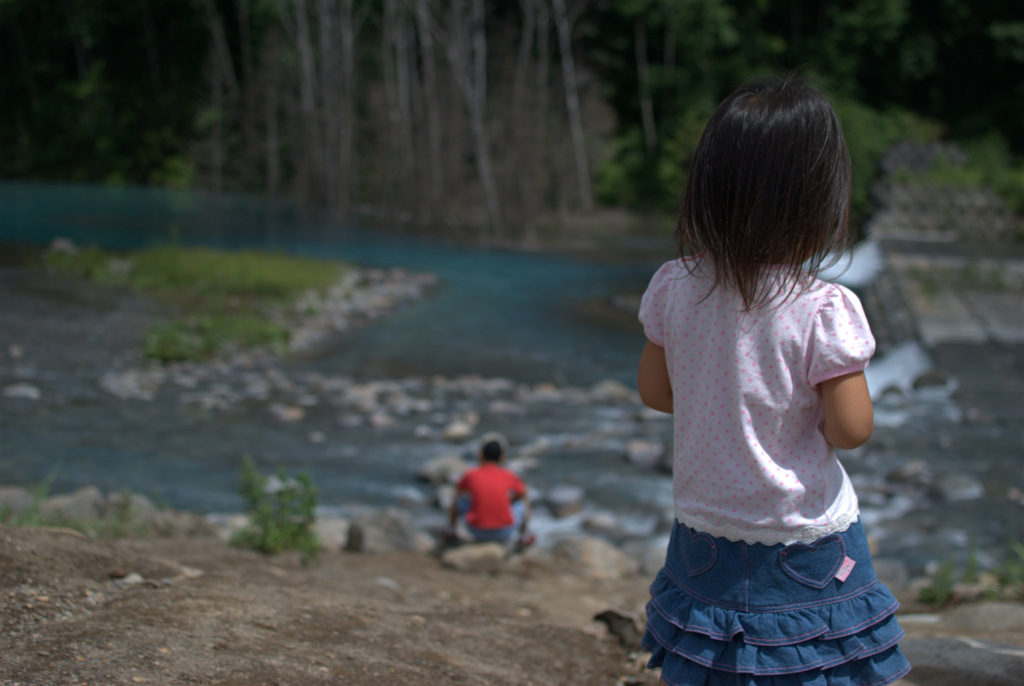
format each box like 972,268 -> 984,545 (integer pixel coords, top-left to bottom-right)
824,240 -> 961,427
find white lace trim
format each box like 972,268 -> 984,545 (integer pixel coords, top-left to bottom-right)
676,509 -> 860,546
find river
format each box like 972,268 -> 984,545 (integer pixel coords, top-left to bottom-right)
1,181 -> 1021,578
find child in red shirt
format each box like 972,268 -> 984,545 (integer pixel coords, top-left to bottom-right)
446,432 -> 534,548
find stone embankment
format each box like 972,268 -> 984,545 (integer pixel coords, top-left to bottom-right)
860,142 -> 1024,357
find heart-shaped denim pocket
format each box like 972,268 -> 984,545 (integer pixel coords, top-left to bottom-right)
779,534 -> 847,589
680,527 -> 717,577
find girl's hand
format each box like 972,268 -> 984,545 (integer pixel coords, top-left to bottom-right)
638,341 -> 673,413
820,370 -> 873,449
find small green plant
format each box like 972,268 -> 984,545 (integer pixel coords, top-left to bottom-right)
919,559 -> 956,606
0,472 -> 55,527
230,457 -> 320,560
996,542 -> 1024,592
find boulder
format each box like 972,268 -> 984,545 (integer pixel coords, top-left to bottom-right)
416,454 -> 470,485
440,542 -> 507,574
3,383 -> 41,401
899,637 -> 1024,686
545,485 -> 584,518
942,601 -> 1024,633
99,368 -> 165,401
441,411 -> 479,441
935,472 -> 985,502
40,485 -> 105,522
625,439 -> 664,468
0,486 -> 34,519
589,379 -> 636,403
314,515 -> 352,554
553,536 -> 639,580
346,507 -> 430,553
105,491 -> 160,526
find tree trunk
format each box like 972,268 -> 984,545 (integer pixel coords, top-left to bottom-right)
635,16 -> 656,151
551,0 -> 593,211
316,0 -> 340,213
338,0 -> 361,212
414,0 -> 444,219
236,0 -> 259,188
441,0 -> 503,239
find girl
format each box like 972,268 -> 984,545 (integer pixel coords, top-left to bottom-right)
637,76 -> 911,686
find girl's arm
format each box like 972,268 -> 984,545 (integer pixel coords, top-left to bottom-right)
820,370 -> 873,449
638,340 -> 673,413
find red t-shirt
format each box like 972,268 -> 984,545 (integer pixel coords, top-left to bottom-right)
456,463 -> 526,529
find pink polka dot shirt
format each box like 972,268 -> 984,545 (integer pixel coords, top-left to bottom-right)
639,258 -> 876,545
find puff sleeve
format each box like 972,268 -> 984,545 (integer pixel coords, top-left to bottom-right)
807,284 -> 876,387
638,261 -> 677,347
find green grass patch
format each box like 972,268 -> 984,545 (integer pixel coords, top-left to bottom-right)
45,244 -> 348,362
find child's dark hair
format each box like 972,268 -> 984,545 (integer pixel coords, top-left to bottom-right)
481,440 -> 504,462
678,75 -> 853,309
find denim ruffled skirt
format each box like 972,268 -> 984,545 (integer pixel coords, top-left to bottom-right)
643,519 -> 911,686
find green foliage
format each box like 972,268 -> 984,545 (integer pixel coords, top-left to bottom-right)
230,457 -> 320,559
0,471 -> 56,527
128,246 -> 340,298
918,559 -> 957,606
831,99 -> 940,225
912,135 -> 1024,219
43,246 -> 123,282
144,315 -> 289,363
45,244 -> 346,362
997,543 -> 1024,591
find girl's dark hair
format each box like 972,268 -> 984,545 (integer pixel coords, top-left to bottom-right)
677,75 -> 853,309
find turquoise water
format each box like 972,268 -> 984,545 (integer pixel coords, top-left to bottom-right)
0,181 -> 656,386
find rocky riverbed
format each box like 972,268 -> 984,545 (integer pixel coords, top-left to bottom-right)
2,237 -> 1024,684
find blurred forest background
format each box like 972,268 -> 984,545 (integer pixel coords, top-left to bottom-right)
1,0 -> 1022,242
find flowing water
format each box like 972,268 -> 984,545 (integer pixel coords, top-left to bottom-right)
1,182 -> 1021,576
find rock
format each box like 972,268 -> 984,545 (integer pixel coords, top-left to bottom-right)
440,542 -> 507,573
936,472 -> 985,502
545,485 -> 585,518
99,368 -> 166,401
581,512 -> 624,538
625,439 -> 664,467
553,536 -> 639,580
369,410 -> 395,428
106,491 -> 160,526
49,237 -> 77,254
593,609 -> 642,650
3,383 -> 41,400
899,637 -> 1024,686
346,507 -> 427,553
0,486 -> 34,518
886,459 -> 933,487
416,454 -> 470,485
269,403 -> 305,422
114,572 -> 145,587
589,379 -> 636,403
942,601 -> 1024,632
441,411 -> 479,441
621,537 -> 667,577
40,485 -> 105,522
952,573 -> 1003,603
314,515 -> 351,554
204,513 -> 251,542
435,484 -> 457,510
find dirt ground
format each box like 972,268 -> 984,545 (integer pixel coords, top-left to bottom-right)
0,525 -> 660,686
